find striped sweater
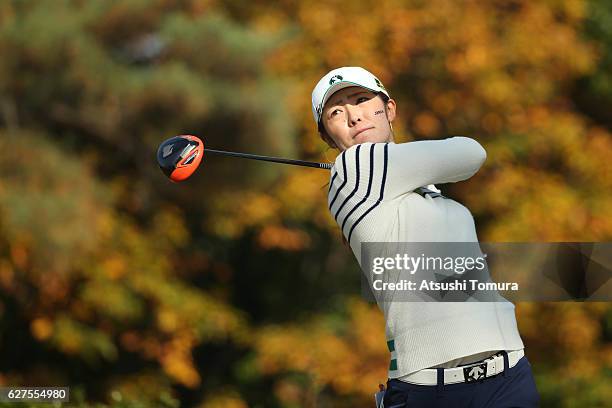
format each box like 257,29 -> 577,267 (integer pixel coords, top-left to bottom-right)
327,137 -> 524,378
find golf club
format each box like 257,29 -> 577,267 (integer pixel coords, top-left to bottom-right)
157,135 -> 332,182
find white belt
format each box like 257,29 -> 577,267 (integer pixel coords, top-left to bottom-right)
400,349 -> 525,386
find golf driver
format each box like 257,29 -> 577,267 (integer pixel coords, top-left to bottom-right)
157,135 -> 332,182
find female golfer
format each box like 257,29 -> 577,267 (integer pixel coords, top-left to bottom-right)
312,67 -> 540,407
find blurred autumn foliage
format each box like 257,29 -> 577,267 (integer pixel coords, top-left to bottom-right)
0,0 -> 610,407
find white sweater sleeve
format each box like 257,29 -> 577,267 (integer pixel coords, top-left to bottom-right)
330,137 -> 486,203
384,136 -> 487,199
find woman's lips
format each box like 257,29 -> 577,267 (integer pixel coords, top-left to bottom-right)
353,127 -> 374,139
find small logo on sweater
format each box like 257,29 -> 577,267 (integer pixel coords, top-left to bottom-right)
463,364 -> 487,382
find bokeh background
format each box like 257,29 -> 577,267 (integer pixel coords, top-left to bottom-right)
0,0 -> 611,407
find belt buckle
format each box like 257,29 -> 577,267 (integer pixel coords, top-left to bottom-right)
463,362 -> 488,383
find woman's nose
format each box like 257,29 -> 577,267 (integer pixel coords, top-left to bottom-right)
346,105 -> 362,126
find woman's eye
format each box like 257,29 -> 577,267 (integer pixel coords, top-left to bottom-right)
356,96 -> 369,104
330,109 -> 341,117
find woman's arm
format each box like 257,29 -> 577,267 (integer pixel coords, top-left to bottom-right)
384,136 -> 487,199
332,137 -> 486,201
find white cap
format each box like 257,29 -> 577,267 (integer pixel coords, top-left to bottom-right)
311,66 -> 390,125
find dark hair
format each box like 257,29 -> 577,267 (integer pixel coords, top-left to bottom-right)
317,92 -> 390,149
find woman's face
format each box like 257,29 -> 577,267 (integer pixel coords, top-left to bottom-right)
321,86 -> 396,151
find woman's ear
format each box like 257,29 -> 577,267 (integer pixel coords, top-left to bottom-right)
385,98 -> 397,123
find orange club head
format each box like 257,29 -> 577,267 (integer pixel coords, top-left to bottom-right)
157,135 -> 204,182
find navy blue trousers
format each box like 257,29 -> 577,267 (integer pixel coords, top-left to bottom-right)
382,356 -> 540,408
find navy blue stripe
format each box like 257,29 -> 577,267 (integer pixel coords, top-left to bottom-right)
377,144 -> 389,201
347,143 -> 388,244
328,171 -> 337,195
341,144 -> 375,233
334,145 -> 361,220
328,152 -> 347,210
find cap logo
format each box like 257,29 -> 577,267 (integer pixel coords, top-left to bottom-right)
374,77 -> 386,90
329,75 -> 343,85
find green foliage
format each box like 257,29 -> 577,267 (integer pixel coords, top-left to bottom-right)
573,0 -> 612,127
583,0 -> 612,96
